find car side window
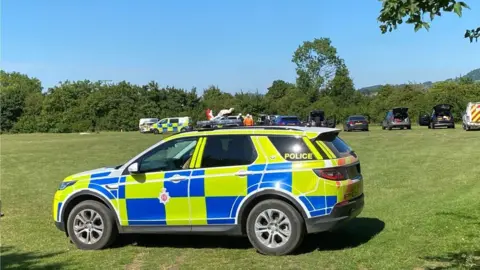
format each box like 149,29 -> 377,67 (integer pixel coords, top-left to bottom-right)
169,118 -> 179,124
200,135 -> 257,168
137,137 -> 198,173
268,136 -> 316,161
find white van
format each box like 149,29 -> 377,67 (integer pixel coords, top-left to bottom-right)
139,118 -> 159,133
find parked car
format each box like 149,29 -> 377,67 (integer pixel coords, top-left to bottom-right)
151,117 -> 192,134
139,118 -> 159,133
343,115 -> 369,132
306,110 -> 336,128
196,115 -> 243,128
462,102 -> 480,131
418,113 -> 430,126
52,126 -> 364,256
382,107 -> 411,130
428,104 -> 455,129
274,115 -> 302,126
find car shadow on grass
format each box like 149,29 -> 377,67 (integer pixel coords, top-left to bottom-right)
296,217 -> 385,254
0,246 -> 68,270
422,250 -> 480,269
111,217 -> 385,254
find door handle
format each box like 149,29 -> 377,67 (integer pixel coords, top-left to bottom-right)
234,170 -> 249,177
168,174 -> 188,183
105,184 -> 119,189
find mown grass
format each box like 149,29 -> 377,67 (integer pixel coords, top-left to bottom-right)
1,127 -> 479,270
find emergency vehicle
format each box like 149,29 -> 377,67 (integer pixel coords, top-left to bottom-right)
150,117 -> 191,134
52,126 -> 364,256
462,102 -> 480,131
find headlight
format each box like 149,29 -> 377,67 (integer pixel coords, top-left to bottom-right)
58,181 -> 77,190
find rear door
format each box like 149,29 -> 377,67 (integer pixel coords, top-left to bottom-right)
168,118 -> 180,132
188,135 -> 260,225
470,103 -> 480,123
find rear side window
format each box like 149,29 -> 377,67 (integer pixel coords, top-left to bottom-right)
324,137 -> 353,158
169,118 -> 179,124
200,135 -> 257,168
268,136 -> 316,161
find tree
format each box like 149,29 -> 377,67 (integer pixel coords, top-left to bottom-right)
291,38 -> 343,102
377,0 -> 479,42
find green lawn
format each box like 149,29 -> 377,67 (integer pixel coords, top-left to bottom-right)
1,128 -> 479,270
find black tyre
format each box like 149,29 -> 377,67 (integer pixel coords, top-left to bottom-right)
388,126 -> 392,130
246,199 -> 305,256
66,200 -> 117,250
407,126 -> 411,130
152,129 -> 159,135
180,127 -> 186,132
382,125 -> 386,130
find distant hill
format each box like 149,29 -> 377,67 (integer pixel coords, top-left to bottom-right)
358,68 -> 480,95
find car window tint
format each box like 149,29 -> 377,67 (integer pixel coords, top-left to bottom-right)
139,137 -> 198,173
169,118 -> 179,124
268,136 -> 316,161
324,137 -> 352,158
200,136 -> 257,168
349,116 -> 365,121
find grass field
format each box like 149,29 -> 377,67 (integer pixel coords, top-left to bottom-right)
1,127 -> 479,270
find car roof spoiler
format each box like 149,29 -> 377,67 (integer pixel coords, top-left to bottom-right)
311,130 -> 340,142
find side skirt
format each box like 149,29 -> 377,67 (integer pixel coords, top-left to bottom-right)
119,225 -> 243,236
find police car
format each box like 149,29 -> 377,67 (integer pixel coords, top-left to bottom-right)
53,126 -> 364,255
151,117 -> 191,134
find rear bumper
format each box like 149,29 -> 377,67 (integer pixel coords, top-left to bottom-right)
433,122 -> 454,127
347,124 -> 368,130
305,194 -> 364,234
465,122 -> 480,128
390,123 -> 410,127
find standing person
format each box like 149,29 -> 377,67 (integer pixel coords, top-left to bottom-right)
244,114 -> 254,126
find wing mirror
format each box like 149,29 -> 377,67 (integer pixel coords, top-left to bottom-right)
128,162 -> 139,174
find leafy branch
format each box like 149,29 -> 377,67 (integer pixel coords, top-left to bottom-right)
377,0 -> 478,42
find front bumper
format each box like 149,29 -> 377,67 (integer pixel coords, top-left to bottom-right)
55,221 -> 65,232
305,194 -> 364,234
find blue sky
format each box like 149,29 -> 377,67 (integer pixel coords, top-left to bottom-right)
1,0 -> 479,93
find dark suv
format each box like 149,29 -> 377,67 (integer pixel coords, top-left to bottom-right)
429,104 -> 455,129
382,107 -> 411,130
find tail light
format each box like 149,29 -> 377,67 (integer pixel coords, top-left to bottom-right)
348,121 -> 353,125
313,168 -> 347,180
279,122 -> 285,125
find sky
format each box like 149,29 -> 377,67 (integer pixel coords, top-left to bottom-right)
1,0 -> 479,93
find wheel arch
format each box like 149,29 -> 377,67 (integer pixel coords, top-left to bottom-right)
60,190 -> 121,236
236,189 -> 309,235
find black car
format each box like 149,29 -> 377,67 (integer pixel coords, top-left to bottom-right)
343,115 -> 369,132
429,104 -> 455,129
306,110 -> 336,128
418,113 -> 430,126
382,107 -> 412,130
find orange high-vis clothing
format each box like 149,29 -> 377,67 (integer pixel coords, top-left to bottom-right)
244,117 -> 254,126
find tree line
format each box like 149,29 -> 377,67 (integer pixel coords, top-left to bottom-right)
1,37 -> 479,133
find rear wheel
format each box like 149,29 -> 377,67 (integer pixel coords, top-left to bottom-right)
66,200 -> 117,250
246,199 -> 305,256
180,127 -> 186,132
407,126 -> 411,130
388,126 -> 392,130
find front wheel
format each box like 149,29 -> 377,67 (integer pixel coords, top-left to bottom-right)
246,199 -> 305,256
66,200 -> 117,250
152,129 -> 159,135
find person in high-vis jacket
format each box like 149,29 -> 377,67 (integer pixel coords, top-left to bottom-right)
244,114 -> 254,126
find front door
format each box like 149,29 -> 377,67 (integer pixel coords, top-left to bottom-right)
121,136 -> 200,226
